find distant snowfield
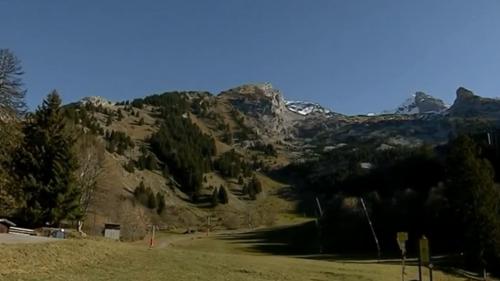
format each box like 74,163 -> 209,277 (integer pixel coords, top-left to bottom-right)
285,100 -> 331,115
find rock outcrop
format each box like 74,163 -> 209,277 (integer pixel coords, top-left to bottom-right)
448,87 -> 500,117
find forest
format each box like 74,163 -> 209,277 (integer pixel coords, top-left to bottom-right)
286,133 -> 500,272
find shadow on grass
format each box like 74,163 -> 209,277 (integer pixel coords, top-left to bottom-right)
217,221 -> 320,255
215,221 -> 463,268
216,221 -> 385,262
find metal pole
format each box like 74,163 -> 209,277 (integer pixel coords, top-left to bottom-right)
207,216 -> 210,236
418,258 -> 422,281
315,197 -> 323,217
315,197 -> 323,254
360,197 -> 381,261
401,252 -> 406,281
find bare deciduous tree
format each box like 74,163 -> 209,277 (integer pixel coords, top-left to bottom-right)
74,134 -> 105,234
0,49 -> 26,118
0,49 -> 25,216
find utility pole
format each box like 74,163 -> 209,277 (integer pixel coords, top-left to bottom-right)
315,197 -> 324,254
206,216 -> 210,236
360,197 -> 381,261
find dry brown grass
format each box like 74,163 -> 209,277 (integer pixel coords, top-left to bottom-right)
0,234 -> 467,281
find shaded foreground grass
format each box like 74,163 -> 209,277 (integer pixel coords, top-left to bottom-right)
0,235 -> 466,281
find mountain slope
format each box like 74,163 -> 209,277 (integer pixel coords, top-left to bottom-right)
66,84 -> 500,240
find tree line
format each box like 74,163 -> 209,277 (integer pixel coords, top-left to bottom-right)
0,49 -> 102,228
289,136 -> 500,273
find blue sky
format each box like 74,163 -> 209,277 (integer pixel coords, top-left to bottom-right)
2,1 -> 500,115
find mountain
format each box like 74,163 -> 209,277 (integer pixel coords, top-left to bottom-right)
382,92 -> 448,115
52,84 -> 500,239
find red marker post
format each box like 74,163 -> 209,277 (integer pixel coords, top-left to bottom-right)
149,225 -> 156,249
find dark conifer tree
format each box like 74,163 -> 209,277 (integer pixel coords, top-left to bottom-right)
446,135 -> 500,270
13,91 -> 81,226
218,185 -> 229,204
211,187 -> 219,207
156,192 -> 165,214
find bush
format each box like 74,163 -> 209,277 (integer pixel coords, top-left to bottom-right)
123,160 -> 135,173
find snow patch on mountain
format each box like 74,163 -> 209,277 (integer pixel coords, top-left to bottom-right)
285,100 -> 331,116
382,95 -> 420,115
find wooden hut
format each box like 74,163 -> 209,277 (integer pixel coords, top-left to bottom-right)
104,223 -> 121,240
0,218 -> 16,233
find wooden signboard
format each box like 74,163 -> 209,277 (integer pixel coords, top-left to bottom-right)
419,236 -> 430,266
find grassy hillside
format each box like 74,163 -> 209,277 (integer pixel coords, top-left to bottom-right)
64,94 -> 301,239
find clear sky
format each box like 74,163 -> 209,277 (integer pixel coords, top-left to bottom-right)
2,1 -> 500,115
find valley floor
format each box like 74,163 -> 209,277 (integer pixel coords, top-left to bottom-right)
0,226 -> 467,281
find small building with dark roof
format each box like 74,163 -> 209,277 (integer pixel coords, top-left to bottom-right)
0,218 -> 16,233
104,223 -> 121,240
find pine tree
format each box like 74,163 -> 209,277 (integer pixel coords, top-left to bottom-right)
251,176 -> 262,194
13,91 -> 82,226
156,192 -> 165,214
211,187 -> 219,207
218,185 -> 229,204
446,135 -> 500,270
147,191 -> 157,209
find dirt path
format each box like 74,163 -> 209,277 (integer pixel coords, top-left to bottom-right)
0,233 -> 61,244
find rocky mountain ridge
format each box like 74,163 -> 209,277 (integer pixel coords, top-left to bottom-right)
76,84 -> 500,153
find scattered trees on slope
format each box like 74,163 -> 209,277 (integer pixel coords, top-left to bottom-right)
214,149 -> 251,178
143,93 -> 216,197
133,181 -> 166,214
242,176 -> 263,200
104,130 -> 135,154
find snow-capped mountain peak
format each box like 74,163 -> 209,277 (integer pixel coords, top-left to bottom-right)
285,100 -> 331,116
382,92 -> 448,115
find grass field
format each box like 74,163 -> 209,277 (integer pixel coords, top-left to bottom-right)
0,228 -> 467,281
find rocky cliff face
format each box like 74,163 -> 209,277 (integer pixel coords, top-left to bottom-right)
448,87 -> 500,117
218,83 -> 299,141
